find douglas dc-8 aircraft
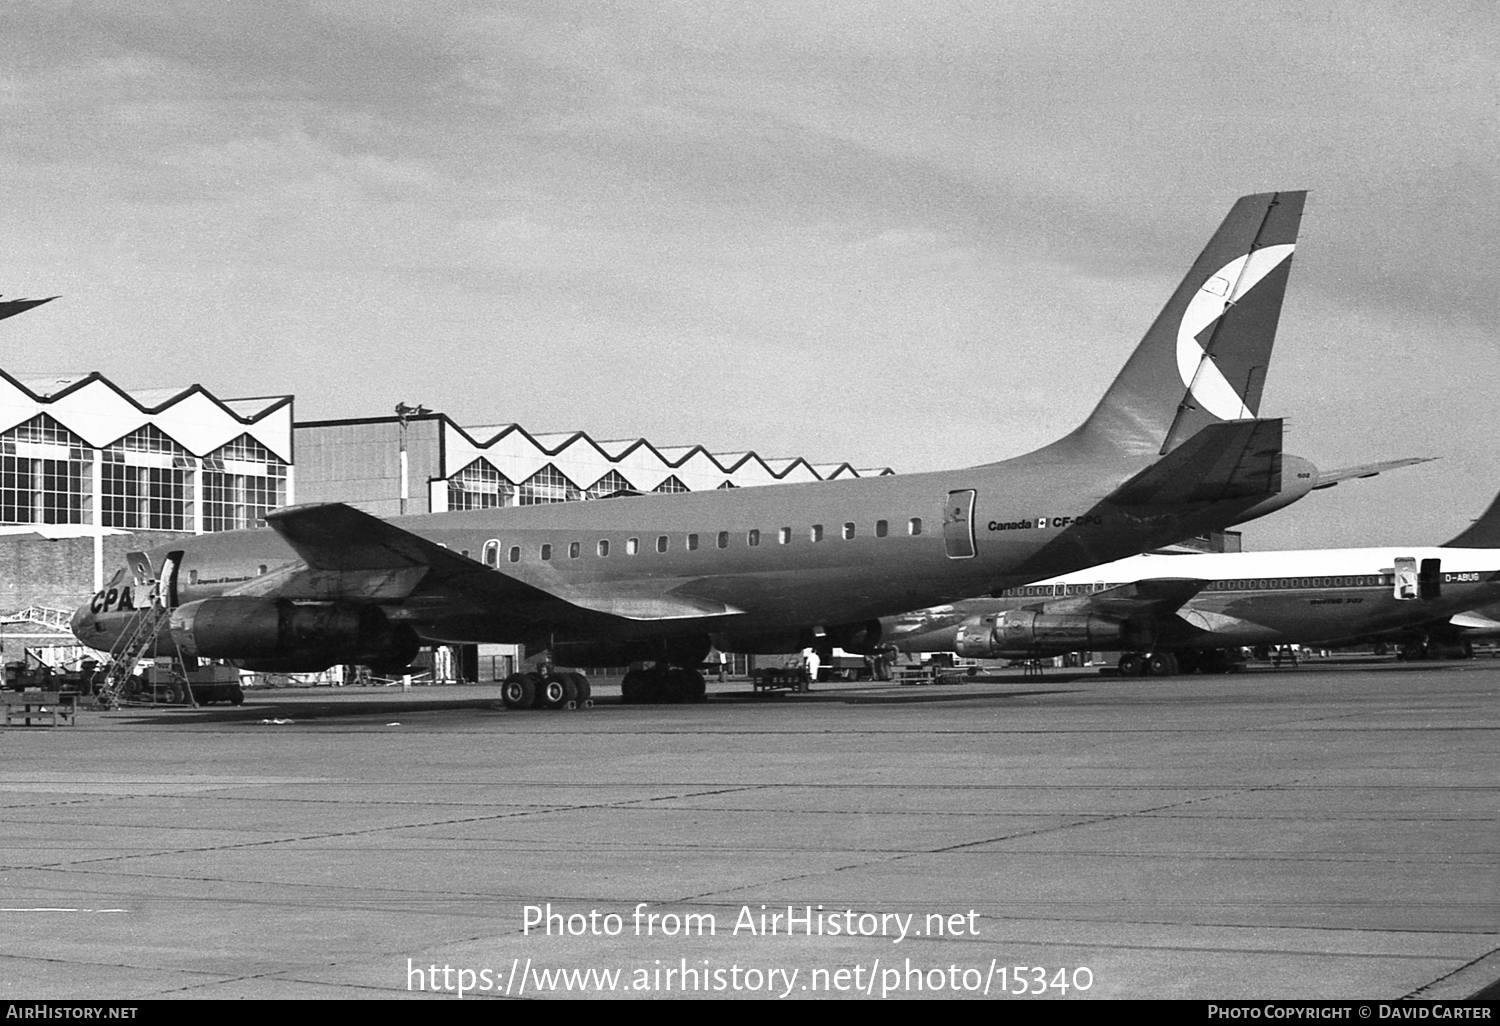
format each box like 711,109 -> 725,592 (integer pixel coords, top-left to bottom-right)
75,191 -> 1318,706
875,490 -> 1500,674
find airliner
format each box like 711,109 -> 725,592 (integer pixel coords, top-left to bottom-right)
876,490 -> 1500,674
73,191 -> 1319,706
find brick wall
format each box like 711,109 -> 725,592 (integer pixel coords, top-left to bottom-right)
0,532 -> 196,613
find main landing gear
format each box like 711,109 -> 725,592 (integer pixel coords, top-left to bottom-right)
1116,649 -> 1239,677
620,664 -> 707,705
500,670 -> 593,711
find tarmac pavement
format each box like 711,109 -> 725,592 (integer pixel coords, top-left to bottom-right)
1,661 -> 1496,1000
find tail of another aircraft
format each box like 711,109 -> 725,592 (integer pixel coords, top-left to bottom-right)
1441,490 -> 1500,548
1067,191 -> 1307,458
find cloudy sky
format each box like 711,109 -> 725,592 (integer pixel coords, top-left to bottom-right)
2,0 -> 1495,549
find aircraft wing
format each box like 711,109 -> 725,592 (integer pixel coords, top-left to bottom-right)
1312,456 -> 1437,490
261,502 -> 741,623
1033,578 -> 1209,619
1107,419 -> 1283,507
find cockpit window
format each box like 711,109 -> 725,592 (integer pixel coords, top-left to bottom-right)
106,567 -> 126,587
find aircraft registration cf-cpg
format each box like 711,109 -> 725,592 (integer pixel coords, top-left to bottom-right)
875,490 -> 1500,674
75,191 -> 1321,706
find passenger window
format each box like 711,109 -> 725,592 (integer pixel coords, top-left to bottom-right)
656,535 -> 668,553
508,546 -> 520,563
810,525 -> 823,542
189,569 -> 198,585
627,538 -> 639,555
717,531 -> 728,549
569,542 -> 581,559
598,540 -> 609,557
875,520 -> 888,538
842,522 -> 855,540
747,529 -> 760,547
541,544 -> 552,561
778,527 -> 790,544
688,534 -> 699,551
483,540 -> 499,567
909,517 -> 923,536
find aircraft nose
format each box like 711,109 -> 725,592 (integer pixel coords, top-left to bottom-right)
70,603 -> 96,644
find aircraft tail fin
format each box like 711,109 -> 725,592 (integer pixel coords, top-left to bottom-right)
1441,491 -> 1500,548
1071,191 -> 1307,457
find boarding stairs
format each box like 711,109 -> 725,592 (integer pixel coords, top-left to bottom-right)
96,604 -> 171,709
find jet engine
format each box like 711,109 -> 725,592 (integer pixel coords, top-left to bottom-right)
953,610 -> 1149,657
168,598 -> 420,672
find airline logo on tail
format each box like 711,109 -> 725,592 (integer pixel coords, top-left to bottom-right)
1176,243 -> 1296,420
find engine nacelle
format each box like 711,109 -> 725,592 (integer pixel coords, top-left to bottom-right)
169,598 -> 420,672
953,611 -> 1141,657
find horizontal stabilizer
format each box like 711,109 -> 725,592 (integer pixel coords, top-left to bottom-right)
1312,456 -> 1437,490
1107,419 -> 1283,507
0,296 -> 57,323
1038,577 -> 1208,619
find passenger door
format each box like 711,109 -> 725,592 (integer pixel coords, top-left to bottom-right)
943,489 -> 976,559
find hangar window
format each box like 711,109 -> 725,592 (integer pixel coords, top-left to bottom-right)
541,544 -> 552,561
778,527 -> 790,544
508,546 -> 520,563
875,520 -> 888,538
909,518 -> 923,536
202,433 -> 288,532
656,535 -> 668,553
102,425 -> 193,531
448,460 -> 515,510
687,533 -> 699,551
716,531 -> 728,549
654,475 -> 690,495
483,540 -> 499,567
1,415 -> 92,526
747,529 -> 760,547
810,524 -> 823,542
569,542 -> 581,559
598,540 -> 609,557
842,522 -> 855,540
586,470 -> 636,500
520,464 -> 582,505
627,537 -> 639,555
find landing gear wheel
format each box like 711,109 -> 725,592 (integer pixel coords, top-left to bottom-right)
621,669 -> 645,704
564,671 -> 591,705
539,672 -> 578,709
1117,652 -> 1144,677
1146,652 -> 1177,677
501,672 -> 537,710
